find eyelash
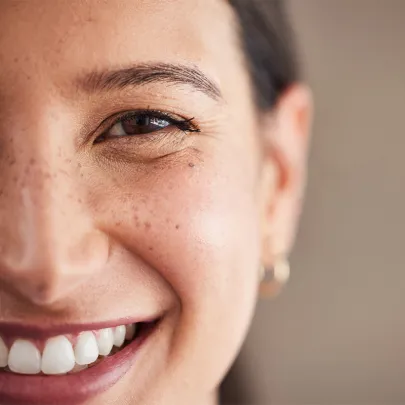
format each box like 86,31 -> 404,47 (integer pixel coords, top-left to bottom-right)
94,109 -> 201,144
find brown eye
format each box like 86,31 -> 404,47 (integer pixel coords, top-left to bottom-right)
107,113 -> 171,137
94,110 -> 200,145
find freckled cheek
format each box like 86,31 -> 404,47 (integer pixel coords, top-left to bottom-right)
96,161 -> 261,309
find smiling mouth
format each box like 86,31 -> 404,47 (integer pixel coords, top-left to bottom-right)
0,318 -> 160,405
1,322 -> 142,375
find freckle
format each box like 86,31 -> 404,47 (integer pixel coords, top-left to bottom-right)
188,163 -> 195,168
144,221 -> 151,230
78,198 -> 82,204
13,57 -> 19,63
176,224 -> 180,230
115,221 -> 122,227
29,158 -> 36,165
9,159 -> 16,166
149,246 -> 154,251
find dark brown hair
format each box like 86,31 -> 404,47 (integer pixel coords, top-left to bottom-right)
229,0 -> 299,110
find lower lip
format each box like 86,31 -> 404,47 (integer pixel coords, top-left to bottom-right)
0,322 -> 157,405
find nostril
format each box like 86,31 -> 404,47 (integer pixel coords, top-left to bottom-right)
0,228 -> 109,305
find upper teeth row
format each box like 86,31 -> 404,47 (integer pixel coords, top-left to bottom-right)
0,324 -> 137,375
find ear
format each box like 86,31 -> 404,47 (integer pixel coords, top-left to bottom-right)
259,84 -> 313,268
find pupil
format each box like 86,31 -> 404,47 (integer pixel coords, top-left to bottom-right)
135,115 -> 150,126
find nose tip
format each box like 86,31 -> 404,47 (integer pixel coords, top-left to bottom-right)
0,229 -> 109,305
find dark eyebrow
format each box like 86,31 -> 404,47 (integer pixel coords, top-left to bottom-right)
75,63 -> 222,101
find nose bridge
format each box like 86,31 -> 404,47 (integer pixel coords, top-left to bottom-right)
0,109 -> 108,304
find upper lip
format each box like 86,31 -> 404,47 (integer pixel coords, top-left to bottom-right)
0,316 -> 157,340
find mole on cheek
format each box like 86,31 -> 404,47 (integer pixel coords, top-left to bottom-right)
188,163 -> 195,168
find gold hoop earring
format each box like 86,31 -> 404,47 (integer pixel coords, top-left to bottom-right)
259,256 -> 290,298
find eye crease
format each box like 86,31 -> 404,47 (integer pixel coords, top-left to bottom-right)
94,110 -> 201,144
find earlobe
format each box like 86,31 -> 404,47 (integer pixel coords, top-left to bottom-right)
259,84 -> 313,270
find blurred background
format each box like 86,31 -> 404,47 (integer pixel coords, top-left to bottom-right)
222,0 -> 405,404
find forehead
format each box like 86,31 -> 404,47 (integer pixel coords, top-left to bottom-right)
0,0 -> 245,98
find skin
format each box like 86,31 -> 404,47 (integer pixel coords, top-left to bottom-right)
0,1 -> 312,404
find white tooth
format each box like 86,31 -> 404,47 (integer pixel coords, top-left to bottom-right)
74,332 -> 99,366
0,337 -> 8,367
41,336 -> 75,375
113,326 -> 126,347
96,328 -> 114,356
8,340 -> 41,374
125,324 -> 137,341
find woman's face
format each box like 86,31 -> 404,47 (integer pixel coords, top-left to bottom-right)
0,1 -> 310,405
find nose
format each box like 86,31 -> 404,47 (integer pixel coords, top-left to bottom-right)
0,116 -> 109,306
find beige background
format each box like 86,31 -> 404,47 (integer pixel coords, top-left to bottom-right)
222,0 -> 405,404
